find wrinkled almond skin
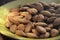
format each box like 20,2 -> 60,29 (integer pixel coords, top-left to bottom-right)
16,30 -> 26,36
18,18 -> 30,24
56,4 -> 60,8
33,22 -> 47,26
40,11 -> 51,17
51,13 -> 60,17
10,25 -> 17,33
48,8 -> 56,13
40,32 -> 50,38
50,29 -> 59,37
44,32 -> 50,38
47,17 -> 56,23
58,28 -> 60,34
49,2 -> 56,7
23,3 -> 43,12
36,26 -> 46,33
32,3 -> 43,12
32,14 -> 44,22
8,16 -> 20,25
53,18 -> 60,26
26,33 -> 38,38
44,16 -> 48,22
32,29 -> 38,35
48,24 -> 53,28
39,1 -> 50,10
45,27 -> 51,31
55,8 -> 60,14
25,24 -> 32,33
20,12 -> 32,20
27,8 -> 38,14
17,24 -> 25,31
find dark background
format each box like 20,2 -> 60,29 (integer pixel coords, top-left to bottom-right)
0,0 -> 14,6
1,34 -> 16,40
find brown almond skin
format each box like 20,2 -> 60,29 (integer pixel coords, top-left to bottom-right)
39,1 -> 50,10
44,16 -> 48,22
24,3 -> 43,12
58,28 -> 60,34
10,25 -> 17,33
47,17 -> 56,23
51,13 -> 60,17
48,8 -> 56,13
40,32 -> 50,38
26,33 -> 38,38
39,1 -> 49,6
19,18 -> 30,24
40,11 -> 51,17
20,12 -> 32,20
27,8 -> 38,14
25,24 -> 32,33
31,3 -> 43,12
32,14 -> 44,22
55,14 -> 60,17
44,32 -> 50,38
48,24 -> 53,28
49,2 -> 56,7
32,29 -> 38,35
58,28 -> 60,32
55,8 -> 60,14
45,27 -> 51,31
53,18 -> 60,26
50,29 -> 59,37
17,24 -> 25,31
36,26 -> 46,33
16,30 -> 26,36
56,4 -> 60,8
33,22 -> 47,26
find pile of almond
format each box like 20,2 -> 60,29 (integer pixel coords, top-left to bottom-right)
5,2 -> 60,38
